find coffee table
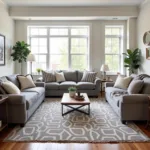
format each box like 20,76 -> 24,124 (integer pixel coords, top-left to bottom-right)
61,93 -> 90,116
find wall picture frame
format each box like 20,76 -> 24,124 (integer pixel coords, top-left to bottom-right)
0,34 -> 5,66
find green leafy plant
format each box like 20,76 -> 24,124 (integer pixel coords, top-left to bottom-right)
122,48 -> 141,74
11,41 -> 31,74
68,87 -> 77,92
11,41 -> 31,63
36,68 -> 42,73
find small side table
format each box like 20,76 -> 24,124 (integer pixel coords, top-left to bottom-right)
100,79 -> 113,96
0,95 -> 8,132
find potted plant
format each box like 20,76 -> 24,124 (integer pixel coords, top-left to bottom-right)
11,41 -> 31,74
68,87 -> 77,98
36,68 -> 42,75
123,48 -> 141,75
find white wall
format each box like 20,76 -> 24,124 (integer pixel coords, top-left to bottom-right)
127,18 -> 137,49
0,3 -> 14,76
14,20 -> 127,81
137,1 -> 150,75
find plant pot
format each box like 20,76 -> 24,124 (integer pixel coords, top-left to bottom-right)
69,91 -> 76,98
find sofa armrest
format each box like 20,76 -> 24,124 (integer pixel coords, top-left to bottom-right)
36,77 -> 43,82
94,77 -> 101,91
120,94 -> 149,104
7,94 -> 26,105
105,82 -> 115,88
34,82 -> 45,87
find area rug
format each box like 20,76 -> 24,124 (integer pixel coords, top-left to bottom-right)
4,98 -> 150,143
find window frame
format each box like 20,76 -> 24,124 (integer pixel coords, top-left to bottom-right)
104,25 -> 124,74
28,26 -> 89,72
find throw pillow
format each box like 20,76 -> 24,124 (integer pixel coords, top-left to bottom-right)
114,75 -> 132,90
2,81 -> 20,94
17,74 -> 36,90
81,71 -> 97,83
127,80 -> 144,94
55,72 -> 66,83
42,70 -> 56,83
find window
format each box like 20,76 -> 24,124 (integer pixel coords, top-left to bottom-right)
105,26 -> 124,73
28,26 -> 89,73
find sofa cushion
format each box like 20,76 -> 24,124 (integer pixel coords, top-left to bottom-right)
111,95 -> 122,107
106,87 -> 128,107
21,92 -> 38,110
63,71 -> 77,82
77,82 -> 96,90
106,87 -> 127,97
59,81 -> 76,90
46,82 -> 59,90
6,74 -> 20,88
77,71 -> 83,82
127,80 -> 144,94
22,87 -> 45,97
141,77 -> 150,94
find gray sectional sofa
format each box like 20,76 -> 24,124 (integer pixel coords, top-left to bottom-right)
38,70 -> 101,97
105,74 -> 150,124
0,75 -> 45,126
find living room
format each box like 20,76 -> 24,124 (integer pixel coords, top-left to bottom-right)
0,0 -> 150,149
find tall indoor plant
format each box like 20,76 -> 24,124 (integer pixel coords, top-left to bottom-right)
122,48 -> 141,74
11,41 -> 31,74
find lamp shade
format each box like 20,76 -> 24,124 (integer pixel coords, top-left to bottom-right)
100,64 -> 109,72
27,54 -> 35,62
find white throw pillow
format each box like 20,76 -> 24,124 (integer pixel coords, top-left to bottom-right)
17,75 -> 36,90
2,81 -> 20,94
55,72 -> 65,82
114,75 -> 132,90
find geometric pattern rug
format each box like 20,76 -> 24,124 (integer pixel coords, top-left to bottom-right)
4,98 -> 150,143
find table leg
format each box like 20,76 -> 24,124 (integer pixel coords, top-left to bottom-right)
101,82 -> 103,96
62,104 -> 63,116
88,104 -> 90,115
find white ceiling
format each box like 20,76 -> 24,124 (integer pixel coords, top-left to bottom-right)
2,0 -> 144,6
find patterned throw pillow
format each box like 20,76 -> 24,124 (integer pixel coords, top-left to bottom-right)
42,70 -> 56,83
81,71 -> 97,83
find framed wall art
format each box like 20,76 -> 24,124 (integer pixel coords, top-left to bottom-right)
0,34 -> 5,66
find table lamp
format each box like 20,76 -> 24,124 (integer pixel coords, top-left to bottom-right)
100,64 -> 109,80
27,53 -> 35,74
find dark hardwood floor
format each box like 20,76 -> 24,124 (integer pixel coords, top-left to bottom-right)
0,94 -> 150,150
